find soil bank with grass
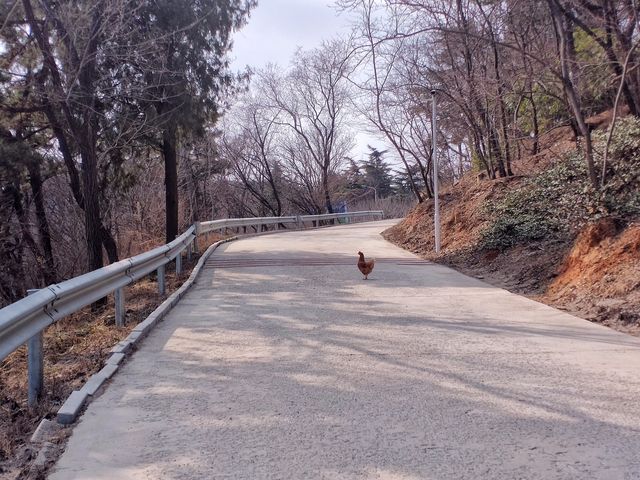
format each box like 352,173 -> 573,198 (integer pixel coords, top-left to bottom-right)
384,116 -> 640,336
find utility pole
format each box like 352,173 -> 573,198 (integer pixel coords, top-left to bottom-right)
432,90 -> 441,254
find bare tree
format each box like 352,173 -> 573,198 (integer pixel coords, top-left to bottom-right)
220,94 -> 285,217
547,0 -> 598,186
20,0 -> 133,271
261,40 -> 355,214
346,0 -> 435,201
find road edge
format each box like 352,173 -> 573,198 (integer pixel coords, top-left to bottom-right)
54,236 -> 238,425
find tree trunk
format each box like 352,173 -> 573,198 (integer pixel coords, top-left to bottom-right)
25,0 -> 110,271
482,0 -> 513,176
530,94 -> 540,155
322,166 -> 334,213
457,144 -> 465,178
78,7 -> 105,273
26,161 -> 57,286
0,214 -> 27,302
486,116 -> 507,177
559,0 -> 640,116
603,42 -> 639,116
163,126 -> 179,243
5,183 -> 34,300
101,226 -> 119,263
497,91 -> 513,176
549,0 -> 598,187
80,136 -> 104,272
419,158 -> 432,200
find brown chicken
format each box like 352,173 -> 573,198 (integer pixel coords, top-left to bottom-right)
357,251 -> 375,280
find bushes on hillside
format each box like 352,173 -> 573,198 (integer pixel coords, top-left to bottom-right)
480,117 -> 640,251
598,118 -> 640,217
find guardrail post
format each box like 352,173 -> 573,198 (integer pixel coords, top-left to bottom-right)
176,252 -> 182,275
187,242 -> 192,262
193,223 -> 200,255
157,265 -> 166,295
115,288 -> 125,327
27,333 -> 43,408
26,289 -> 43,408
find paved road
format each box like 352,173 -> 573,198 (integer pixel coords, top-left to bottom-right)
50,220 -> 640,479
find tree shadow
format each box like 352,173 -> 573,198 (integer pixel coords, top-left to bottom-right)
50,236 -> 640,479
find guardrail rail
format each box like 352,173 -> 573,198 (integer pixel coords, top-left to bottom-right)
0,210 -> 384,406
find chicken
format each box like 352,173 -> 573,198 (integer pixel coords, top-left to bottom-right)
357,251 -> 375,280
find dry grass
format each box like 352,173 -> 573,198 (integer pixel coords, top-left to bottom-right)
384,186 -> 640,335
383,118 -> 640,336
0,235 -> 225,473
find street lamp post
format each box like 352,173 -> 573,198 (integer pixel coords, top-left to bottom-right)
431,89 -> 441,254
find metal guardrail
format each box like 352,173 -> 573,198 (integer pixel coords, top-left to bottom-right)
0,226 -> 197,362
199,216 -> 298,234
300,211 -> 383,224
199,211 -> 384,234
0,210 -> 383,405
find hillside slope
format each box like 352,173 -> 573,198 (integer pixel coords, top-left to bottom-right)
384,118 -> 640,335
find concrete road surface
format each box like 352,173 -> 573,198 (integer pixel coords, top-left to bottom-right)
49,220 -> 640,479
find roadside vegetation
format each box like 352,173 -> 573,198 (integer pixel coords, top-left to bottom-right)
480,117 -> 640,251
1,0 -> 640,473
385,116 -> 640,334
0,234 -> 227,477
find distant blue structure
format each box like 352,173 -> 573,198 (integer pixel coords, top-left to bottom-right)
336,201 -> 348,223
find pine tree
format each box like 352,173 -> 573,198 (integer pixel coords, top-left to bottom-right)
135,0 -> 256,241
361,146 -> 395,199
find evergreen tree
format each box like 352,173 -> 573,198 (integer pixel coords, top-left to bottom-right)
361,146 -> 395,199
392,165 -> 424,196
345,158 -> 366,191
136,0 -> 256,241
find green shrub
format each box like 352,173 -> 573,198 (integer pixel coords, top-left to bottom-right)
480,214 -> 558,250
594,117 -> 640,218
479,155 -> 588,250
479,117 -> 640,251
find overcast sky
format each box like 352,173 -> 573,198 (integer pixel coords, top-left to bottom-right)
229,0 -> 387,161
230,0 -> 351,71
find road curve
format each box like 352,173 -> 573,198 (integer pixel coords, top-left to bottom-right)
50,220 -> 640,479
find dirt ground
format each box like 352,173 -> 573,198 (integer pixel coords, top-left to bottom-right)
384,201 -> 640,337
383,125 -> 640,337
545,220 -> 640,334
0,233 -> 226,479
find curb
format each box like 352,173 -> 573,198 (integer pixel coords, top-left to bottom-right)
56,237 -> 237,425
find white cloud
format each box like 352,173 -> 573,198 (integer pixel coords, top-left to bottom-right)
231,0 -> 351,70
